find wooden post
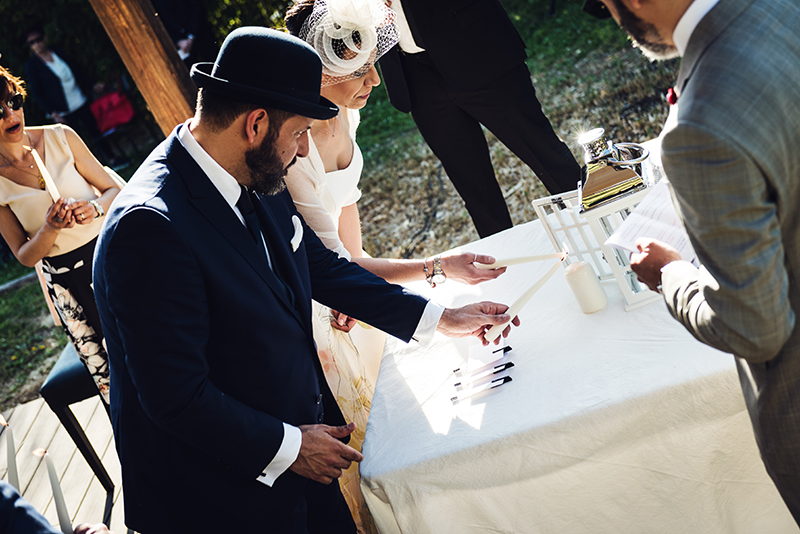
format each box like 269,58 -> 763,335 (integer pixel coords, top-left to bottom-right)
86,0 -> 196,136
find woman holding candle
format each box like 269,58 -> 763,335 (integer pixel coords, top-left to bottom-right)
0,66 -> 120,403
284,1 -> 505,531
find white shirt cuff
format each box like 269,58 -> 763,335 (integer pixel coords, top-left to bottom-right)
659,260 -> 696,292
256,423 -> 302,486
411,300 -> 445,345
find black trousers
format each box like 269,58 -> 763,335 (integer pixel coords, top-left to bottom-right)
304,478 -> 357,534
401,52 -> 581,238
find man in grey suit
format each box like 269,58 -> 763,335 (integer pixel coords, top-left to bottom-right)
584,0 -> 800,523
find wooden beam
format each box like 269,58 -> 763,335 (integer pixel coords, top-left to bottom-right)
86,0 -> 196,137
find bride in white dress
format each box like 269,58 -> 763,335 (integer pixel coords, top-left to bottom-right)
285,1 -> 506,531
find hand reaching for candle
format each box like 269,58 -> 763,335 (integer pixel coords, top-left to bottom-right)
330,309 -> 358,332
437,302 -> 520,345
630,237 -> 682,292
441,252 -> 507,284
290,422 -> 364,484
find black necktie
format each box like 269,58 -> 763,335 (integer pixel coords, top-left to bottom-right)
236,186 -> 295,307
237,186 -> 268,264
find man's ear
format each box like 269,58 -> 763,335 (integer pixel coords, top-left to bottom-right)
245,109 -> 269,145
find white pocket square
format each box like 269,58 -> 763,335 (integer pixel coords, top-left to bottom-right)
290,215 -> 303,252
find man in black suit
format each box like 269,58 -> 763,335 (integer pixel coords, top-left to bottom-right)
93,27 -> 515,533
380,0 -> 582,238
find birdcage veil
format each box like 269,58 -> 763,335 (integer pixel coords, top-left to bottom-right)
299,0 -> 399,87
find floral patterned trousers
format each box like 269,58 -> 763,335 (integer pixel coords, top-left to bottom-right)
41,238 -> 110,403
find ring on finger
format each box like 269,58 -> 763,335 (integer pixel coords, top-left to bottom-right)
54,216 -> 64,223
79,213 -> 85,221
473,253 -> 478,263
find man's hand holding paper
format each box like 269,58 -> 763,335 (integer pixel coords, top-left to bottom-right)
630,238 -> 682,292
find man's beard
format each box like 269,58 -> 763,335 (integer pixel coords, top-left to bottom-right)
611,0 -> 679,61
244,131 -> 296,196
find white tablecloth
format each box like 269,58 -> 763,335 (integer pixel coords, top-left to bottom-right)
360,220 -> 798,534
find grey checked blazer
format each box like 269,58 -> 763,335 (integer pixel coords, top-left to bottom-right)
658,0 -> 800,511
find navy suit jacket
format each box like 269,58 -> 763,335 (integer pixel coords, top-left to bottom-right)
92,126 -> 427,532
0,481 -> 60,534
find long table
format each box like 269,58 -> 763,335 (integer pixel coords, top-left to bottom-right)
360,220 -> 798,534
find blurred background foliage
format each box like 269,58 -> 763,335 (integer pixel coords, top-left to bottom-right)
0,0 -> 293,126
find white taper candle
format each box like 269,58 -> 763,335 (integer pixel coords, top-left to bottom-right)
1,417 -> 19,491
474,252 -> 566,270
38,450 -> 72,534
484,258 -> 563,342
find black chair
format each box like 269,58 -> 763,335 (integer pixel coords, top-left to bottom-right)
40,344 -> 114,524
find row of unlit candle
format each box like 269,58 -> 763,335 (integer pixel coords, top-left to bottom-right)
2,414 -> 72,534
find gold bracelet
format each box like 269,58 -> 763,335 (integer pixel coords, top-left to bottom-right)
423,257 -> 434,286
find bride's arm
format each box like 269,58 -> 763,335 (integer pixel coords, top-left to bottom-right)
284,161 -> 352,260
337,203 -> 363,259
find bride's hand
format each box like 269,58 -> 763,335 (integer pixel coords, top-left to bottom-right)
440,252 -> 506,285
330,310 -> 357,332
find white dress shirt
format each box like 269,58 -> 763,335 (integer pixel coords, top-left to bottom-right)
177,121 -> 444,485
388,0 -> 425,54
672,0 -> 721,57
45,52 -> 87,114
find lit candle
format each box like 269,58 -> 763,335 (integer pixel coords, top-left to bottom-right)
475,253 -> 565,270
564,261 -> 607,313
33,449 -> 71,534
475,244 -> 569,270
0,415 -> 19,491
485,257 -> 564,342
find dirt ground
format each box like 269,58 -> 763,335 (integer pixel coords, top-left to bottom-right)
358,48 -> 676,261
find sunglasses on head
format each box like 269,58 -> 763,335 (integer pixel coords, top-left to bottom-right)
27,36 -> 44,46
1,93 -> 24,120
583,0 -> 612,19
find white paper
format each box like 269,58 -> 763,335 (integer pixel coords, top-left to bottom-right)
604,180 -> 697,263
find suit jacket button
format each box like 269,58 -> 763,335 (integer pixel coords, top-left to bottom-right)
316,394 -> 323,405
317,412 -> 324,423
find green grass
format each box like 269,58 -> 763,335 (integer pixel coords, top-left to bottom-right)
0,278 -> 66,409
0,259 -> 33,286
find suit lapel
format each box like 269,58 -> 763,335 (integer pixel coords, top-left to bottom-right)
253,192 -> 307,325
164,134 -> 302,321
676,0 -> 752,96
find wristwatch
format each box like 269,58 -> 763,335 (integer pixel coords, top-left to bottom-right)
89,199 -> 104,219
424,256 -> 447,287
431,255 -> 446,285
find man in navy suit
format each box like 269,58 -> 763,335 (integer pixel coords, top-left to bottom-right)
93,27 -> 515,533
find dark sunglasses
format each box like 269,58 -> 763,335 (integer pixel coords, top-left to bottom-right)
27,36 -> 44,46
0,93 -> 24,120
583,0 -> 612,19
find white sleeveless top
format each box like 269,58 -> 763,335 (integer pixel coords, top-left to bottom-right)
0,124 -> 103,257
286,108 -> 363,260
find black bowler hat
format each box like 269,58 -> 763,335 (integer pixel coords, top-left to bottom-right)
191,27 -> 338,120
583,0 -> 611,19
